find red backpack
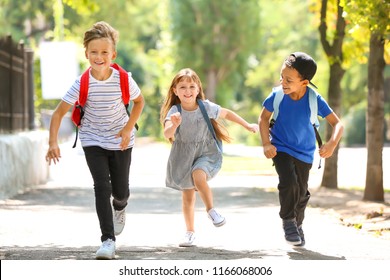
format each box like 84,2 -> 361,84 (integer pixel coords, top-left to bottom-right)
71,63 -> 136,148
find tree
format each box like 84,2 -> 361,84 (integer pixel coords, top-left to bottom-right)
317,0 -> 346,189
365,31 -> 386,201
169,0 -> 261,104
341,0 -> 389,201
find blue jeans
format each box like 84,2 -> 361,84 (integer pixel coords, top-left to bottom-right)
272,152 -> 312,226
83,146 -> 132,242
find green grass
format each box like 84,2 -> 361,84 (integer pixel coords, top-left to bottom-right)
221,155 -> 276,176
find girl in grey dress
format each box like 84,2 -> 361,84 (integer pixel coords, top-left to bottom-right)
160,68 -> 258,247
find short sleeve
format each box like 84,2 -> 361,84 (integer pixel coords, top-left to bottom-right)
203,99 -> 221,119
128,72 -> 141,100
165,106 -> 179,123
62,76 -> 81,105
317,94 -> 333,118
262,90 -> 276,113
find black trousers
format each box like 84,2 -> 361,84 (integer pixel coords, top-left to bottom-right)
272,152 -> 312,226
83,146 -> 132,242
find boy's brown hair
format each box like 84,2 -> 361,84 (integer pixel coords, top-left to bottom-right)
83,21 -> 119,49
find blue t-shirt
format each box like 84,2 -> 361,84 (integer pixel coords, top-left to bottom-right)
263,87 -> 332,163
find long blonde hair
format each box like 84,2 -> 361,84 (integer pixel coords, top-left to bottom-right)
160,68 -> 231,143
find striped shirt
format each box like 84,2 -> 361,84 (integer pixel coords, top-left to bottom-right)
63,67 -> 141,150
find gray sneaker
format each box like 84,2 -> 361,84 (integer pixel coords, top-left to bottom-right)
208,208 -> 226,227
114,209 -> 126,235
96,238 -> 115,260
282,219 -> 301,245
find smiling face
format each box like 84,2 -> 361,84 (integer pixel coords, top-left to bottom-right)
173,77 -> 200,110
279,64 -> 308,99
85,38 -> 117,79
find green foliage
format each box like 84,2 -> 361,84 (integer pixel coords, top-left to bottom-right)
340,0 -> 390,35
343,100 -> 390,146
246,0 -> 323,103
342,101 -> 367,146
0,0 -> 53,43
221,155 -> 275,175
340,0 -> 390,64
341,63 -> 367,110
170,0 -> 262,106
1,0 -> 388,145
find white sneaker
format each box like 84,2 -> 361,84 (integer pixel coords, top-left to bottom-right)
208,208 -> 226,227
179,231 -> 196,247
96,238 -> 115,260
114,209 -> 126,235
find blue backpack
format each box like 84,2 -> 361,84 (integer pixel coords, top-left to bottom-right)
270,86 -> 323,148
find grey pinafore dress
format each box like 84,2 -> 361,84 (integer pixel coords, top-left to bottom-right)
165,100 -> 223,191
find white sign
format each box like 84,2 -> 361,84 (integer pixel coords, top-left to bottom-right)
40,41 -> 79,99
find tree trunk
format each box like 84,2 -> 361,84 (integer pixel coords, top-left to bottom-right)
318,0 -> 346,189
364,31 -> 385,202
205,69 -> 217,102
320,63 -> 344,189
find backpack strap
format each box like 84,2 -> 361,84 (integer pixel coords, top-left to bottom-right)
79,64 -> 130,106
270,86 -> 323,149
306,87 -> 322,148
72,68 -> 90,148
174,100 -> 222,152
271,86 -> 284,126
111,63 -> 130,106
175,104 -> 182,134
272,86 -> 320,127
197,99 -> 223,152
308,87 -> 319,128
111,63 -> 138,130
79,67 -> 90,106
72,64 -> 138,148
176,103 -> 182,114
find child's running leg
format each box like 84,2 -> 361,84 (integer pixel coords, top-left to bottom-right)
180,189 -> 196,247
192,169 -> 213,210
110,148 -> 132,236
182,189 -> 196,232
192,169 -> 226,227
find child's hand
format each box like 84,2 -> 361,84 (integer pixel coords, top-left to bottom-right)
246,123 -> 259,133
263,143 -> 277,159
116,126 -> 132,151
319,142 -> 336,158
170,112 -> 182,128
46,145 -> 61,165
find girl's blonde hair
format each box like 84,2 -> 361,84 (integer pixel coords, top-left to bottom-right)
160,68 -> 231,143
83,21 -> 119,49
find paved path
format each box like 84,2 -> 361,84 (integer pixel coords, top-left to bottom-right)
1,140 -> 389,262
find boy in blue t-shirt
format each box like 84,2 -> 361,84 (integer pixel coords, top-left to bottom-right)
259,52 -> 344,246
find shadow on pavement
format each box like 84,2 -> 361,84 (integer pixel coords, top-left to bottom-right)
1,245 -> 344,260
289,248 -> 346,260
0,187 -> 96,212
1,186 -> 280,214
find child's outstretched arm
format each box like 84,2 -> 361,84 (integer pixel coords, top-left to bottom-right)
258,107 -> 277,159
219,108 -> 258,133
319,112 -> 344,158
46,101 -> 72,165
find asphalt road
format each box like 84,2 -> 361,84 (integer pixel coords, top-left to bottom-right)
1,140 -> 389,262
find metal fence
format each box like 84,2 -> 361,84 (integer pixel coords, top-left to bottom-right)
0,35 -> 35,133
